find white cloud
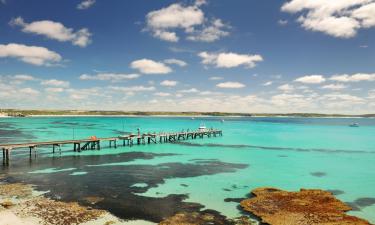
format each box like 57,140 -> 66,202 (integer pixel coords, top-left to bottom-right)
178,88 -> 199,93
322,84 -> 347,90
294,75 -> 326,84
46,87 -> 64,93
19,87 -> 39,96
77,0 -> 96,10
0,43 -> 62,66
145,1 -> 229,42
278,84 -> 294,92
186,19 -> 230,42
154,92 -> 171,97
160,80 -> 178,86
281,0 -> 375,38
153,30 -> 179,42
263,81 -> 273,86
110,86 -> 155,92
130,59 -> 172,74
216,82 -> 245,89
323,93 -> 364,103
10,17 -> 92,47
80,73 -> 140,81
278,19 -> 288,26
164,58 -> 187,67
13,74 -> 35,81
330,73 -> 375,82
209,76 -> 223,80
198,51 -> 263,68
41,79 -> 70,88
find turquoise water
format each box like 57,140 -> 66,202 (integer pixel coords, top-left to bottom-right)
1,116 -> 375,223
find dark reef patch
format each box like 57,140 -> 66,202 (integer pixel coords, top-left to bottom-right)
173,141 -> 375,154
326,189 -> 345,196
2,151 -> 248,223
0,122 -> 35,144
224,198 -> 246,203
310,172 -> 327,177
354,198 -> 375,208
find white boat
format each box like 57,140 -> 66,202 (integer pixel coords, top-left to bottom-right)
198,123 -> 207,131
349,123 -> 359,127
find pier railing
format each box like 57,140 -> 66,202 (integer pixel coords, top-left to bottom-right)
1,129 -> 222,165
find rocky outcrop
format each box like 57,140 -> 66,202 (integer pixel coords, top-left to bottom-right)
240,187 -> 372,225
158,211 -> 257,225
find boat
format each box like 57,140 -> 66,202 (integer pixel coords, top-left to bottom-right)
349,123 -> 359,127
198,123 -> 207,131
221,119 -> 225,123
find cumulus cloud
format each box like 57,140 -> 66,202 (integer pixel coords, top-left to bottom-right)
278,84 -> 294,92
278,19 -> 288,26
330,73 -> 375,82
0,43 -> 62,66
10,17 -> 92,47
46,87 -> 65,93
160,80 -> 178,86
154,92 -> 171,97
281,0 -> 375,38
110,86 -> 155,92
263,81 -> 273,86
216,82 -> 245,89
19,87 -> 39,96
41,79 -> 70,88
294,75 -> 326,84
130,59 -> 172,74
209,76 -> 223,80
77,0 -> 95,10
198,51 -> 263,68
178,88 -> 199,93
186,19 -> 230,42
164,58 -> 187,67
145,1 -> 229,42
13,74 -> 35,81
80,73 -> 140,81
323,93 -> 364,103
322,84 -> 347,90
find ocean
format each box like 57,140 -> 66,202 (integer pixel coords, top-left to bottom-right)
1,116 -> 375,223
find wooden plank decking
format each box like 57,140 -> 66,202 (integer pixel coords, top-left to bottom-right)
0,129 -> 222,165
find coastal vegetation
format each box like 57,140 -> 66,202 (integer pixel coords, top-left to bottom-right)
0,109 -> 374,118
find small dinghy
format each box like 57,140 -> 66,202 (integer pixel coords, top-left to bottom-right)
349,123 -> 359,127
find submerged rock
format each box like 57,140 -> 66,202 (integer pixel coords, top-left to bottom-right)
158,211 -> 256,225
0,183 -> 33,199
240,187 -> 372,225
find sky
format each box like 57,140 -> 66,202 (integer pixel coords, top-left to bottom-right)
0,0 -> 374,114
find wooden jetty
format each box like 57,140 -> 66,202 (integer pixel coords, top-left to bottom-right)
0,129 -> 222,165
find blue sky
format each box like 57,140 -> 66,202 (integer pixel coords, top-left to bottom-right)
0,0 -> 374,113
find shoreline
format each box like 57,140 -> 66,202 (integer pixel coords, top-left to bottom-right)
0,114 -> 372,119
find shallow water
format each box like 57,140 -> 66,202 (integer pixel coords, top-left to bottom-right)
1,116 -> 375,223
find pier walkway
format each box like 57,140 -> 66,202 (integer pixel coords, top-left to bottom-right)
0,129 -> 222,165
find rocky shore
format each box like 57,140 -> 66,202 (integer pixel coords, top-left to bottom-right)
0,183 -> 126,225
240,187 -> 373,225
1,182 -> 373,225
